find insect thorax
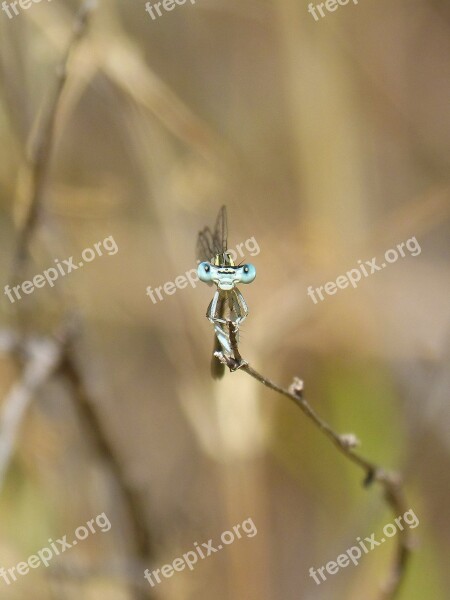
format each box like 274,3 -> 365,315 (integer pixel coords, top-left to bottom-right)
212,252 -> 235,267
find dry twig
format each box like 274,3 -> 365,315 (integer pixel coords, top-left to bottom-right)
226,323 -> 412,599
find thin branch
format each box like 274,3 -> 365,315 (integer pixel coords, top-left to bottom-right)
227,324 -> 412,599
12,0 -> 96,277
0,323 -> 156,599
0,325 -> 72,488
4,3 -> 156,598
59,347 -> 155,580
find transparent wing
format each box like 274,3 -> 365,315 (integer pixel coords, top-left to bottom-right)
213,205 -> 228,256
196,227 -> 216,262
196,205 -> 228,262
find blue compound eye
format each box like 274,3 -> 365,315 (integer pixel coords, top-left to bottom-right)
240,264 -> 256,284
198,261 -> 213,282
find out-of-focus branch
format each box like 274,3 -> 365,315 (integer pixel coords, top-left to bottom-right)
13,0 -> 96,277
2,0 -> 95,489
6,0 -> 99,486
4,3 -> 156,598
226,324 -> 413,599
59,347 -> 155,585
0,330 -> 66,488
0,324 -> 156,598
27,3 -> 231,165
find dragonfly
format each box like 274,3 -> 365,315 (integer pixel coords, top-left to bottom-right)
197,206 -> 256,378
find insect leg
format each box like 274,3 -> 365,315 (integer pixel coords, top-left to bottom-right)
233,288 -> 249,326
214,323 -> 232,355
206,290 -> 220,323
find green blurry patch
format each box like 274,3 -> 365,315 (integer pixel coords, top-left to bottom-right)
270,356 -> 405,528
348,499 -> 445,600
0,458 -> 53,554
324,357 -> 405,472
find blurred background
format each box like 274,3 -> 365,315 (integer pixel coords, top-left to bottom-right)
0,0 -> 449,598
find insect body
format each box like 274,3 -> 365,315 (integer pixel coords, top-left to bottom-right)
197,207 -> 256,378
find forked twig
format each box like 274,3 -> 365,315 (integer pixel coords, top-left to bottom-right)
226,323 -> 412,599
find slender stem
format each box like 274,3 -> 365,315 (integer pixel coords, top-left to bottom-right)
5,3 -> 156,597
13,1 -> 95,277
0,333 -> 65,489
227,323 -> 412,599
60,349 -> 155,600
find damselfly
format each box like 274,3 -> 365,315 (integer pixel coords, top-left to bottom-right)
197,206 -> 256,378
